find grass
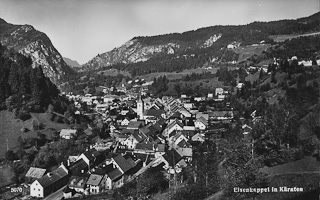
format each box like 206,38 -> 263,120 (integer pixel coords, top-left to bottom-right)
0,165 -> 13,188
137,67 -> 221,81
0,110 -> 69,158
269,31 -> 320,43
260,156 -> 320,176
234,44 -> 271,63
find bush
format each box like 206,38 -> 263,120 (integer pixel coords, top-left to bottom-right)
16,109 -> 31,121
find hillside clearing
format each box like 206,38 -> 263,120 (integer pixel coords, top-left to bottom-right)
269,31 -> 320,43
0,110 -> 69,158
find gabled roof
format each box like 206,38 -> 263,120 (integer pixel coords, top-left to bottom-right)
175,147 -> 193,157
37,164 -> 69,188
25,167 -> 46,179
83,150 -> 101,162
112,155 -> 133,173
177,139 -> 191,148
69,158 -> 89,174
86,174 -> 103,186
167,119 -> 184,131
196,116 -> 208,126
163,149 -> 182,167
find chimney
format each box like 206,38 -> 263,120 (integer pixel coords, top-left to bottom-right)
67,159 -> 70,167
47,173 -> 52,177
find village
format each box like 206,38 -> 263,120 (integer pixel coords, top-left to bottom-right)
20,80 -> 247,199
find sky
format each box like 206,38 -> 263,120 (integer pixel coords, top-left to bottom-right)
0,0 -> 319,64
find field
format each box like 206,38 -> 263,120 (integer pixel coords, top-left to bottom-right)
234,44 -> 271,63
0,110 -> 69,158
165,77 -> 225,96
269,31 -> 320,43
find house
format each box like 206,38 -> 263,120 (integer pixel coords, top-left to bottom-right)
69,158 -> 89,174
68,174 -> 90,193
121,117 -> 130,126
86,174 -> 106,194
25,167 -> 46,180
124,131 -> 147,149
60,129 -> 77,139
77,150 -> 102,167
215,88 -> 224,96
194,116 -> 208,130
106,169 -> 124,190
191,133 -> 205,143
163,119 -> 184,137
209,110 -> 234,120
30,164 -> 69,198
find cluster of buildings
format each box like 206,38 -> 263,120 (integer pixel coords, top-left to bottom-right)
27,86 -> 237,199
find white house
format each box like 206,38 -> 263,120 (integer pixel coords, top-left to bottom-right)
86,174 -> 106,194
194,116 -> 208,130
60,129 -> 77,139
30,164 -> 69,198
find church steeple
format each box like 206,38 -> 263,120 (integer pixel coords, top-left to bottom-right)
137,89 -> 144,120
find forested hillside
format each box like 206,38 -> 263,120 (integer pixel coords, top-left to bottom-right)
0,43 -> 64,114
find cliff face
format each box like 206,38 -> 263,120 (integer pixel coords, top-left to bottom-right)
0,19 -> 74,84
81,39 -> 184,71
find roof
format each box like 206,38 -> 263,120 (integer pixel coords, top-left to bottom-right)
167,119 -> 184,131
176,147 -> 193,157
132,131 -> 147,143
83,128 -> 93,136
143,109 -> 165,118
60,129 -> 77,137
83,150 -> 101,162
127,121 -> 144,129
107,169 -> 123,181
177,140 -> 191,148
135,143 -> 154,151
68,174 -> 90,189
69,159 -> 89,174
113,155 -> 133,173
86,174 -> 103,186
197,116 -> 208,126
25,167 -> 46,179
37,165 -> 69,188
163,149 -> 182,167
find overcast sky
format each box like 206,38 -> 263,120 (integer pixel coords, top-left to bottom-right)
0,0 -> 319,64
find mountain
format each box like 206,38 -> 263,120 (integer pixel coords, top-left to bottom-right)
81,12 -> 320,72
0,18 -> 74,84
63,57 -> 81,68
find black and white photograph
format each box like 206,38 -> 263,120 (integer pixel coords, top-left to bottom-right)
0,0 -> 320,199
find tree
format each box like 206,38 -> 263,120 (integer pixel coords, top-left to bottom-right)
5,150 -> 16,161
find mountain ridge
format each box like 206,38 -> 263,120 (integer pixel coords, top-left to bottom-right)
0,18 -> 74,85
81,11 -> 320,72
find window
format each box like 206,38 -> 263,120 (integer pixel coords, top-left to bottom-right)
38,189 -> 40,191
34,188 -> 35,190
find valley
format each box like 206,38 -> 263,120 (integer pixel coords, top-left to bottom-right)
1,10 -> 320,200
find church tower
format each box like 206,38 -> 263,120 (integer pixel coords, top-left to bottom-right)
137,91 -> 144,120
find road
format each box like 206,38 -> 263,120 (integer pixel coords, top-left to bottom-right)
44,186 -> 66,200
